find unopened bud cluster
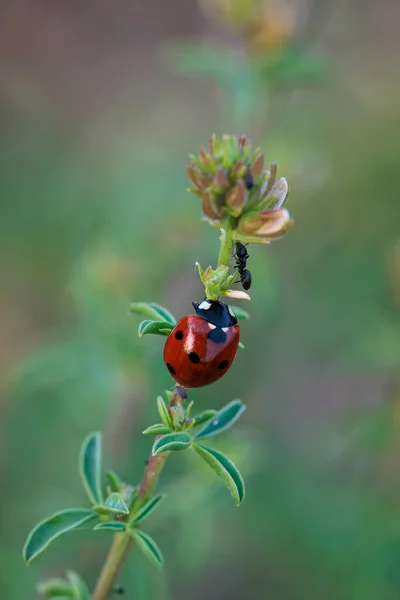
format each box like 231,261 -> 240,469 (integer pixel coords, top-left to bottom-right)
187,134 -> 293,244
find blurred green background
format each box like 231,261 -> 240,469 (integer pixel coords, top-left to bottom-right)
1,0 -> 400,598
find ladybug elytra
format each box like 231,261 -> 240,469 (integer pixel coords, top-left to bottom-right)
163,300 -> 240,388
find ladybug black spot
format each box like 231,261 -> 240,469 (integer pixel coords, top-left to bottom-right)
166,363 -> 176,375
218,359 -> 229,369
175,330 -> 184,340
188,352 -> 200,364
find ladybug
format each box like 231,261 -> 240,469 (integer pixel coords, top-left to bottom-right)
234,241 -> 252,291
163,299 -> 240,388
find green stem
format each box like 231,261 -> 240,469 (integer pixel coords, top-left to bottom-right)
92,389 -> 178,600
92,451 -> 168,600
217,225 -> 234,268
203,222 -> 236,301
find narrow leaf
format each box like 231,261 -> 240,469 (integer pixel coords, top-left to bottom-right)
94,521 -> 126,532
156,396 -> 172,428
238,342 -> 245,350
142,423 -> 171,435
23,508 -> 95,564
120,484 -> 137,508
192,410 -> 217,427
130,302 -> 176,324
194,400 -> 246,440
131,529 -> 164,567
37,578 -> 72,597
230,306 -> 250,320
138,320 -> 174,337
148,303 -> 176,325
152,433 -> 191,456
79,432 -> 103,506
67,571 -> 90,600
105,470 -> 122,493
94,492 -> 129,516
192,445 -> 245,506
131,494 -> 165,525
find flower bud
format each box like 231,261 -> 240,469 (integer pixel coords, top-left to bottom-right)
202,190 -> 224,222
238,208 -> 293,241
251,153 -> 264,183
226,180 -> 247,217
212,166 -> 230,194
259,177 -> 289,210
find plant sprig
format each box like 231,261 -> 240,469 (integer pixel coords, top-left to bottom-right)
23,133 -> 292,600
23,382 -> 247,599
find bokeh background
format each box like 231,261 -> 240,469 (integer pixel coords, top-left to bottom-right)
1,0 -> 400,598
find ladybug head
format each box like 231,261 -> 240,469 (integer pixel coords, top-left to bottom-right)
192,299 -> 238,327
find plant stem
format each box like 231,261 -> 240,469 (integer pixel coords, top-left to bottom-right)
91,534 -> 131,600
217,225 -> 234,268
92,389 -> 179,600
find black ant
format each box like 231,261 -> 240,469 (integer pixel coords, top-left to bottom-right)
234,241 -> 252,290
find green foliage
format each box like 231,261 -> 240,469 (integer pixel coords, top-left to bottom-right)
194,400 -> 246,440
94,492 -> 129,516
105,470 -> 123,493
131,494 -> 165,525
192,409 -> 218,427
157,395 -> 173,429
130,301 -> 177,338
138,320 -> 174,337
142,423 -> 171,435
37,572 -> 90,600
94,522 -> 127,532
37,578 -> 73,598
152,433 -> 192,456
192,445 -> 245,506
79,432 -> 103,506
129,302 -> 176,325
130,530 -> 164,568
23,509 -> 95,564
230,306 -> 251,320
66,571 -> 90,600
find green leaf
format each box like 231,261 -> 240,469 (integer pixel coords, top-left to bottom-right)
194,400 -> 246,440
148,303 -> 176,325
238,342 -> 245,350
105,470 -> 122,493
120,484 -> 137,508
138,320 -> 174,337
37,578 -> 72,597
94,493 -> 129,516
192,445 -> 245,506
152,433 -> 192,456
192,409 -> 217,427
230,306 -> 250,320
23,508 -> 95,564
67,571 -> 90,600
156,396 -> 172,428
131,529 -> 164,567
79,432 -> 103,506
94,521 -> 126,532
130,302 -> 176,324
142,423 -> 171,435
131,494 -> 165,525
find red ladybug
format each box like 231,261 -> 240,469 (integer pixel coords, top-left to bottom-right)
163,300 -> 240,388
